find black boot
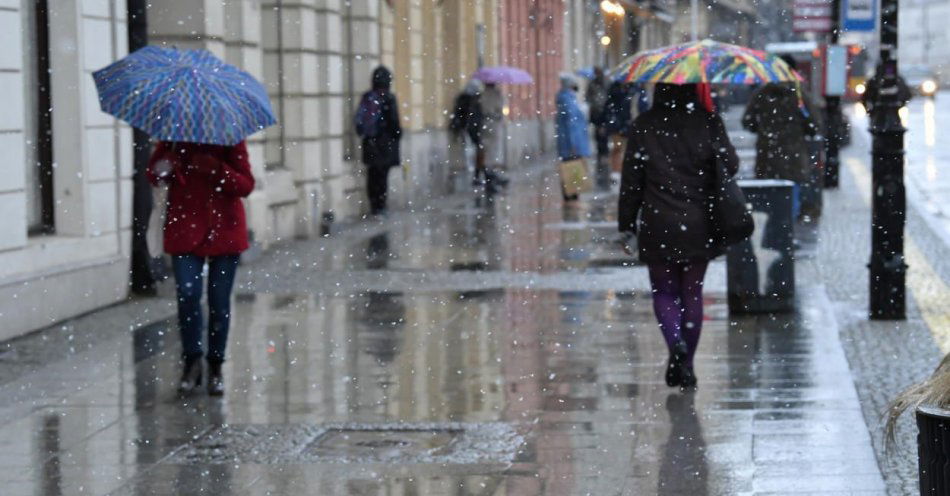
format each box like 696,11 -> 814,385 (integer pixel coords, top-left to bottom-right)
207,360 -> 225,397
665,341 -> 688,387
179,355 -> 203,394
680,365 -> 698,390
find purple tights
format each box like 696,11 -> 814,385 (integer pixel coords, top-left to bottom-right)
648,261 -> 709,365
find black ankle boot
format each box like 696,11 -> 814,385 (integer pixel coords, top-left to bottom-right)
207,360 -> 224,397
680,365 -> 698,390
179,356 -> 203,394
665,341 -> 688,387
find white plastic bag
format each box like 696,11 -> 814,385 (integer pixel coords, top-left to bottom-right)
146,184 -> 167,257
145,157 -> 172,258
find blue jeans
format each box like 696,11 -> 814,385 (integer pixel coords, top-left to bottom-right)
172,254 -> 240,363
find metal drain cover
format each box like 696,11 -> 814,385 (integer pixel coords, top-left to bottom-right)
305,428 -> 460,461
165,422 -> 523,466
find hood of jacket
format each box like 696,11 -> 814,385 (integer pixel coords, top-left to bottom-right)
652,83 -> 701,112
372,66 -> 393,90
755,83 -> 801,108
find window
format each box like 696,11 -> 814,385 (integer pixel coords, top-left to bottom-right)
26,0 -> 54,234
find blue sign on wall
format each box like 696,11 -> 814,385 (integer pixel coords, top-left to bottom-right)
842,0 -> 876,31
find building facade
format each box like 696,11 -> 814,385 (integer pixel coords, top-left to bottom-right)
899,0 -> 950,76
1,0 -> 617,341
0,1 -> 132,340
670,0 -> 757,45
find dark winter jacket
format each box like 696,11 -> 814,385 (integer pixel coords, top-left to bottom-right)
358,89 -> 402,168
861,71 -> 911,115
619,84 -> 740,264
147,141 -> 255,257
586,74 -> 610,125
451,92 -> 484,144
604,81 -> 633,136
742,83 -> 819,184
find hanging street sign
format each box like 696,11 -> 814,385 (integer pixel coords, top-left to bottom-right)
793,0 -> 833,33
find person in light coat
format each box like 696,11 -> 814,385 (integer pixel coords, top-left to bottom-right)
555,74 -> 591,162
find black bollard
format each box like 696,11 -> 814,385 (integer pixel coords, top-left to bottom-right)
917,406 -> 950,495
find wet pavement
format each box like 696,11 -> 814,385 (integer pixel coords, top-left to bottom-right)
0,131 -> 894,494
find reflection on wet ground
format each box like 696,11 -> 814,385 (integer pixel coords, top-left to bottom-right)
0,161 -> 884,494
0,289 -> 883,495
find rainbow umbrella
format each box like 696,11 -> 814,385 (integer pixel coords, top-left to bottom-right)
610,39 -> 799,85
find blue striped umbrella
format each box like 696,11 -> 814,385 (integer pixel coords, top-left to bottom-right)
93,46 -> 276,146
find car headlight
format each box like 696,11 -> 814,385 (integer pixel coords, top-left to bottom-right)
855,83 -> 866,95
922,79 -> 938,95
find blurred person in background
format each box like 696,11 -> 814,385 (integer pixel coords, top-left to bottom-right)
555,73 -> 592,201
586,67 -> 611,185
355,66 -> 402,216
742,81 -> 820,225
604,80 -> 634,179
479,82 -> 510,189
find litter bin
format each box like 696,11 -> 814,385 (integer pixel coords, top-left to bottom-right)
726,179 -> 796,314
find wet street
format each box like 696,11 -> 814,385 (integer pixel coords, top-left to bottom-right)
0,149 -> 892,495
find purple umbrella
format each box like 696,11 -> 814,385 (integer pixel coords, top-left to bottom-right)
472,66 -> 534,85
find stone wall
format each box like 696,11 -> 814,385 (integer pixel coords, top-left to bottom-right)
0,0 -> 132,341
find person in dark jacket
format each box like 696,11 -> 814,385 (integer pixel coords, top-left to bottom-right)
619,84 -> 740,390
861,62 -> 912,115
451,79 -> 495,191
586,67 -> 611,166
742,82 -> 820,220
604,81 -> 634,175
147,140 -> 256,396
356,66 -> 402,216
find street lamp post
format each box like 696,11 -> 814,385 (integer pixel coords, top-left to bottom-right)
824,0 -> 842,188
868,0 -> 907,319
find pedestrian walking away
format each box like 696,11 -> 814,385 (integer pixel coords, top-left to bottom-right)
742,81 -> 820,222
586,67 -> 611,184
355,66 -> 403,216
479,82 -> 510,189
555,73 -> 592,201
451,79 -> 498,193
604,81 -> 634,179
618,83 -> 740,390
147,140 -> 256,396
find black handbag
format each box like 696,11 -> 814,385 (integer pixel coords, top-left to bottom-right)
710,140 -> 754,248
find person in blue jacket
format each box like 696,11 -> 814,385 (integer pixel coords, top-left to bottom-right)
555,74 -> 591,200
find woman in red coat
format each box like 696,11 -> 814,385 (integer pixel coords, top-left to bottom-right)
148,141 -> 255,396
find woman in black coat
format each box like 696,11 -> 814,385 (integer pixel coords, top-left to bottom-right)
618,84 -> 739,389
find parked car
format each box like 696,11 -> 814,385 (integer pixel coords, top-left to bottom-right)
902,65 -> 939,98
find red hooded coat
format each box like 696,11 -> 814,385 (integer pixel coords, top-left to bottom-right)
147,141 -> 255,257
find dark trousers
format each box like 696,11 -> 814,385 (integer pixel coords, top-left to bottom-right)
172,254 -> 240,363
594,124 -> 609,157
366,163 -> 390,214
